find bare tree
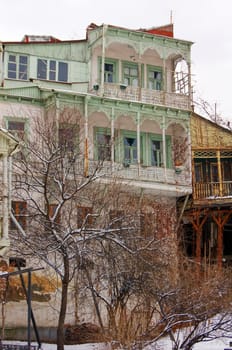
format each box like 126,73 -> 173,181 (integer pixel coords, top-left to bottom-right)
10,107 -> 165,350
194,97 -> 232,129
140,257 -> 232,350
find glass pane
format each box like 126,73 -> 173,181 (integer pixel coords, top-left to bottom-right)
124,78 -> 129,85
148,81 -> 153,90
124,137 -> 136,147
194,164 -> 202,182
155,71 -> 162,80
124,67 -> 129,75
133,149 -> 138,161
19,65 -> 28,80
8,62 -> 17,79
37,59 -> 47,79
130,68 -> 138,77
49,71 -> 56,81
132,78 -> 138,87
124,148 -> 130,161
50,60 -> 56,70
156,82 -> 161,90
58,62 -> 68,82
105,63 -> 113,72
9,55 -> 16,63
19,56 -> 28,64
8,121 -> 25,131
97,134 -> 111,160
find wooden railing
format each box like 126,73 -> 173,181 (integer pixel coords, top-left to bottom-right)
193,182 -> 232,200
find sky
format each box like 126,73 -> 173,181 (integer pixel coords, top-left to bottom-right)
1,0 -> 232,121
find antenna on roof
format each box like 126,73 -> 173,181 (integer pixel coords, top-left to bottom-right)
170,10 -> 173,24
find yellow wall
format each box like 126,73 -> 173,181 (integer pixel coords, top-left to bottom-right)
191,114 -> 232,149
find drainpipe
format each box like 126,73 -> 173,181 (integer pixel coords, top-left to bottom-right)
84,96 -> 89,177
162,57 -> 166,105
0,43 -> 3,86
2,153 -> 9,241
111,108 -> 115,166
162,115 -> 167,181
137,112 -> 141,176
187,62 -> 192,110
55,95 -> 60,143
100,24 -> 107,97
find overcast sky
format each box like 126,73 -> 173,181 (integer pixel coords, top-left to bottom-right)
1,0 -> 232,121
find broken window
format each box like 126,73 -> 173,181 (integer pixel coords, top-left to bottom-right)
124,136 -> 137,164
11,201 -> 27,230
148,67 -> 162,90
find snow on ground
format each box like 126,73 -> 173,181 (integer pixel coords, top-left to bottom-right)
2,338 -> 232,350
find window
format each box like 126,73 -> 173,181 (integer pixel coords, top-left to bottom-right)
151,139 -> 162,166
148,66 -> 162,90
194,163 -> 203,182
124,135 -> 137,164
222,160 -> 232,181
48,204 -> 60,224
8,55 -> 28,80
58,123 -> 79,152
123,63 -> 138,86
95,129 -> 111,161
7,120 -> 26,140
104,62 -> 115,83
210,163 -> 219,183
37,59 -> 68,82
11,201 -> 27,230
77,206 -> 93,229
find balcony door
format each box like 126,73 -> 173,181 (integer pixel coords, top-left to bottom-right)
210,163 -> 219,196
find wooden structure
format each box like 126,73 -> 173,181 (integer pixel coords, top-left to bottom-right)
182,113 -> 232,268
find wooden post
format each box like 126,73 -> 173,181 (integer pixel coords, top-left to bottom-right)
212,210 -> 232,269
189,209 -> 208,271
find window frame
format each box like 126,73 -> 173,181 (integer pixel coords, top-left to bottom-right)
141,133 -> 171,168
5,117 -> 28,140
122,61 -> 139,87
7,54 -> 28,81
123,131 -> 138,165
194,162 -> 203,183
147,65 -> 163,91
94,127 -> 111,161
37,58 -> 68,82
11,201 -> 27,230
48,203 -> 61,224
77,206 -> 93,229
98,57 -> 118,84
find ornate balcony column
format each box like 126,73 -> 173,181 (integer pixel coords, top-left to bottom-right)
111,107 -> 115,164
137,111 -> 141,175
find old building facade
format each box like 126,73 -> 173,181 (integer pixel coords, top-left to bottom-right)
182,113 -> 232,268
0,23 -> 193,328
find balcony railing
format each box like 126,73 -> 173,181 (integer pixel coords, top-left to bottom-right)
88,160 -> 191,188
193,182 -> 232,200
90,83 -> 190,110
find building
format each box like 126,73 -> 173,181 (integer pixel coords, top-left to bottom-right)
0,23 -> 193,327
182,113 -> 232,268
